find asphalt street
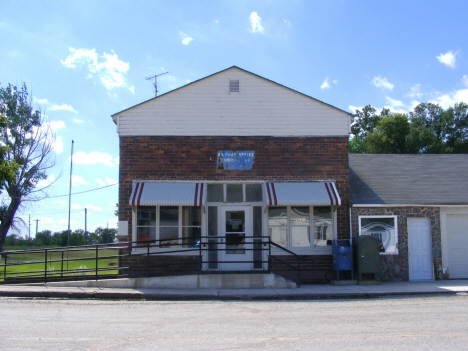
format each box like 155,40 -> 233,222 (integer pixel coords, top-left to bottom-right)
1,294 -> 468,350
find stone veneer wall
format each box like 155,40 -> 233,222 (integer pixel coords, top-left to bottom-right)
119,136 -> 350,240
350,207 -> 441,282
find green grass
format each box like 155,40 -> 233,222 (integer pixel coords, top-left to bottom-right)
0,247 -> 120,281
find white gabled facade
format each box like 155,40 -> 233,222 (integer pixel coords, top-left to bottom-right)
113,66 -> 351,137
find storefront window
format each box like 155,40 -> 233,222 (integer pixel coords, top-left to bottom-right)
136,206 -> 201,248
206,183 -> 263,203
136,206 -> 156,245
269,206 -> 333,251
314,207 -> 332,246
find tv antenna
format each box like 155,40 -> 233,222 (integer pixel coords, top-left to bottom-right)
145,72 -> 169,97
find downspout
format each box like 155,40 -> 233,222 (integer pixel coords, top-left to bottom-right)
349,204 -> 353,239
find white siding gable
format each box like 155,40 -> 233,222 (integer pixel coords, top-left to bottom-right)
113,67 -> 351,137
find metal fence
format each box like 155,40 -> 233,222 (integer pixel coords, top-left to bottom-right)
0,236 -> 313,287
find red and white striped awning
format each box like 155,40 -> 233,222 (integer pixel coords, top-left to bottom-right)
129,182 -> 205,206
264,182 -> 341,206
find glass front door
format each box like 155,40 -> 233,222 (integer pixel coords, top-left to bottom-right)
221,206 -> 252,270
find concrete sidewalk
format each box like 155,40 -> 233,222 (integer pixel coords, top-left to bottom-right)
1,279 -> 468,300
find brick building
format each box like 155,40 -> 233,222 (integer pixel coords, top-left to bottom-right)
113,66 -> 352,282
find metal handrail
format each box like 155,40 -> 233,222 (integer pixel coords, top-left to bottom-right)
0,236 -> 312,285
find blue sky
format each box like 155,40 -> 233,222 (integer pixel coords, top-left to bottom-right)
1,1 -> 467,236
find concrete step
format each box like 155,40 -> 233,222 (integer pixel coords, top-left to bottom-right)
38,273 -> 298,289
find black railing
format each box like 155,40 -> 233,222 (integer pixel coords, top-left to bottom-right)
0,236 -> 313,286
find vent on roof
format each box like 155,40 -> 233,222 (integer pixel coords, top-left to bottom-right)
229,80 -> 239,93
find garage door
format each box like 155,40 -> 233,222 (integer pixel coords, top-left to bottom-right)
447,215 -> 468,279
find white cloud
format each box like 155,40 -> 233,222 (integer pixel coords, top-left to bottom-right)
54,135 -> 64,154
371,76 -> 394,90
34,98 -> 77,114
431,89 -> 468,109
333,79 -> 338,85
71,203 -> 83,210
35,98 -> 49,104
283,19 -> 291,28
71,175 -> 89,186
54,200 -> 66,206
407,84 -> 423,98
321,77 -> 330,89
384,96 -> 408,113
436,50 -> 458,68
114,156 -> 119,165
349,105 -> 364,113
45,120 -> 66,131
37,173 -> 56,188
129,86 -> 135,94
96,177 -> 118,187
462,75 -> 468,87
71,151 -> 116,167
73,118 -> 83,123
50,104 -> 78,113
250,12 -> 264,34
61,48 -> 130,90
180,32 -> 193,45
86,204 -> 102,212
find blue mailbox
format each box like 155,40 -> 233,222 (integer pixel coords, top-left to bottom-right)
332,240 -> 353,280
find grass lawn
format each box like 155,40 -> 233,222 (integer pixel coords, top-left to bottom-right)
0,246 -> 120,281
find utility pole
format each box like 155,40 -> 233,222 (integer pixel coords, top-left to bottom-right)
35,219 -> 40,248
68,140 -> 74,247
85,208 -> 87,244
28,214 -> 31,248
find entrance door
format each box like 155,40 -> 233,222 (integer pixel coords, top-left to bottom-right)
408,218 -> 433,280
220,206 -> 252,271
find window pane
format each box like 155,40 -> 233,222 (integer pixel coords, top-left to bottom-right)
268,207 -> 287,226
207,184 -> 223,202
291,226 -> 310,247
269,226 -> 287,247
160,227 -> 178,247
226,211 -> 245,232
137,227 -> 156,246
160,206 -> 178,226
226,233 -> 245,254
291,207 -> 310,226
182,207 -> 201,226
137,206 -> 156,226
246,184 -> 263,202
226,184 -> 243,202
182,226 -> 201,248
314,207 -> 332,246
360,217 -> 396,254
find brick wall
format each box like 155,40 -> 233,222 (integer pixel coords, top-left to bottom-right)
351,207 -> 441,282
119,135 -> 350,241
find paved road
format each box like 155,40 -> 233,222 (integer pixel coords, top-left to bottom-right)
1,295 -> 467,350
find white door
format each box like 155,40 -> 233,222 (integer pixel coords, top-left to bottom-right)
220,206 -> 252,271
408,218 -> 433,280
447,215 -> 468,279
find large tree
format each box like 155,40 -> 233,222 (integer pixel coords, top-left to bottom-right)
0,83 -> 56,252
349,105 -> 390,153
367,113 -> 412,154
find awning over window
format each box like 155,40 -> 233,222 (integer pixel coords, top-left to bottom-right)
264,182 -> 341,206
129,182 -> 205,206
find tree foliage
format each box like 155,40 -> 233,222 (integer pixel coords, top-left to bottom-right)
0,83 -> 57,251
350,102 -> 468,154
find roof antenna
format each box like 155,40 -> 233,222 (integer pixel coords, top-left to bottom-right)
145,72 -> 169,97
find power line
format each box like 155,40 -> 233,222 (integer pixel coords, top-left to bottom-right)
5,183 -> 119,200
